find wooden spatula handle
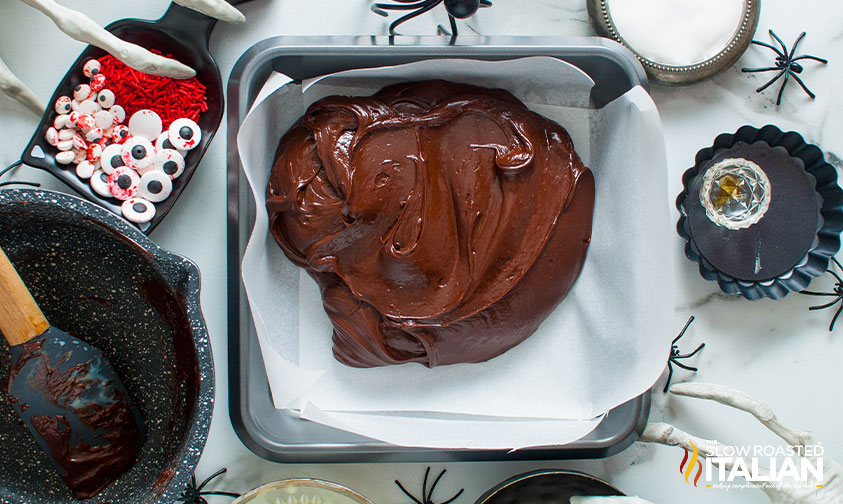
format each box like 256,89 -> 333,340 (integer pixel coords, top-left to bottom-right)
0,246 -> 49,346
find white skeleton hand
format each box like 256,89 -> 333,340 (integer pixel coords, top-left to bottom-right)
641,383 -> 843,504
0,0 -> 245,115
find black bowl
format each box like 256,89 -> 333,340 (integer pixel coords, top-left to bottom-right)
0,188 -> 213,503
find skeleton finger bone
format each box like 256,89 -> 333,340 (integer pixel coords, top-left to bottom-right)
18,0 -> 196,79
0,55 -> 45,115
173,0 -> 245,23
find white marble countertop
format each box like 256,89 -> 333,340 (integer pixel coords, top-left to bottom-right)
2,0 -> 842,502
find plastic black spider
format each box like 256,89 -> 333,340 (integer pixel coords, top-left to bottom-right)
742,30 -> 828,106
176,468 -> 240,504
801,257 -> 843,331
396,467 -> 464,504
663,316 -> 705,393
371,0 -> 492,37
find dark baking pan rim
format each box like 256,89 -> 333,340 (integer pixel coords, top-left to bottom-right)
226,35 -> 652,462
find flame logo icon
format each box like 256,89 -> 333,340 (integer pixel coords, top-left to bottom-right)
679,441 -> 703,487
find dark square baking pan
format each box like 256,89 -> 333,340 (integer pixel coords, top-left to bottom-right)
226,35 -> 652,462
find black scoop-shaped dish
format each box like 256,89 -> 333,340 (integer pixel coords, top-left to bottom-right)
20,1 -> 248,234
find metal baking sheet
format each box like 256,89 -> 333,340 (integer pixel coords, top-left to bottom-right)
226,36 -> 652,462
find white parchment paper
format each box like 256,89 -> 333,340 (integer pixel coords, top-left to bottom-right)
238,57 -> 673,449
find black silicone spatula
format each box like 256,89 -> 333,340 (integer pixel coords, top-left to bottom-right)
0,245 -> 143,500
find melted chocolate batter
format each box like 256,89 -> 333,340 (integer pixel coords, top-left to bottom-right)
8,339 -> 140,499
267,81 -> 595,367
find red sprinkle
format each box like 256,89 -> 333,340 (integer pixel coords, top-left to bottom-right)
98,51 -> 207,130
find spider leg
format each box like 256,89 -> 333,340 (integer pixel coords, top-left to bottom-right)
830,304 -> 843,331
743,66 -> 785,73
751,39 -> 785,59
663,362 -> 674,393
769,30 -> 790,58
808,297 -> 842,310
375,0 -> 433,10
671,316 -> 695,344
756,67 -> 787,92
791,54 -> 829,65
831,257 -> 843,272
395,480 -> 425,504
775,70 -> 790,105
199,491 -> 241,497
789,72 -> 817,99
676,343 -> 705,359
388,1 -> 440,35
440,488 -> 465,504
801,290 -> 840,297
196,468 -> 227,492
789,31 -> 807,59
428,469 -> 447,503
480,0 -> 492,5
672,360 -> 699,372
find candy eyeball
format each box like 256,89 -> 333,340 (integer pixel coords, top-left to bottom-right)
89,73 -> 107,92
168,118 -> 201,151
71,133 -> 87,151
111,124 -> 130,144
73,83 -> 91,102
57,139 -> 74,151
76,160 -> 96,179
55,151 -> 75,165
93,110 -> 113,130
82,59 -> 101,78
121,198 -> 156,224
97,89 -> 115,109
45,127 -> 59,146
58,128 -> 76,141
75,113 -> 96,132
139,171 -> 173,203
128,109 -> 163,141
121,136 -> 155,171
53,114 -> 70,129
153,149 -> 185,180
72,148 -> 87,165
78,99 -> 100,115
86,142 -> 103,162
155,132 -> 187,157
101,143 -> 125,174
109,105 -> 126,124
90,169 -> 113,197
55,96 -> 72,114
108,167 -> 140,200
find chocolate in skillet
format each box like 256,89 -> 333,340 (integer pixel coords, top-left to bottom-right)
266,80 -> 595,367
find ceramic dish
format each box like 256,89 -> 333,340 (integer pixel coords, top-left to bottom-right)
0,188 -> 213,504
588,0 -> 760,84
233,479 -> 374,504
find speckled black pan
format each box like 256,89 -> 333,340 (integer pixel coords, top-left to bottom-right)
0,188 -> 213,504
677,125 -> 843,300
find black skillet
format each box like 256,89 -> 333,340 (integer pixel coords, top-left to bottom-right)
19,0 -> 251,234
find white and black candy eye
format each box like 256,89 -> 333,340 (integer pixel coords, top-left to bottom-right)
139,171 -> 172,203
121,136 -> 155,171
155,132 -> 187,157
55,96 -> 72,114
107,167 -> 140,201
83,59 -> 101,78
90,169 -> 113,197
101,143 -> 125,174
97,89 -> 115,109
121,197 -> 156,224
167,118 -> 201,151
153,149 -> 185,180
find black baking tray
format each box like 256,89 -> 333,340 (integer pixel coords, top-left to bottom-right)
227,36 -> 652,462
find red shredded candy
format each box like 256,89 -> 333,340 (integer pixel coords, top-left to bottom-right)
98,51 -> 207,130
